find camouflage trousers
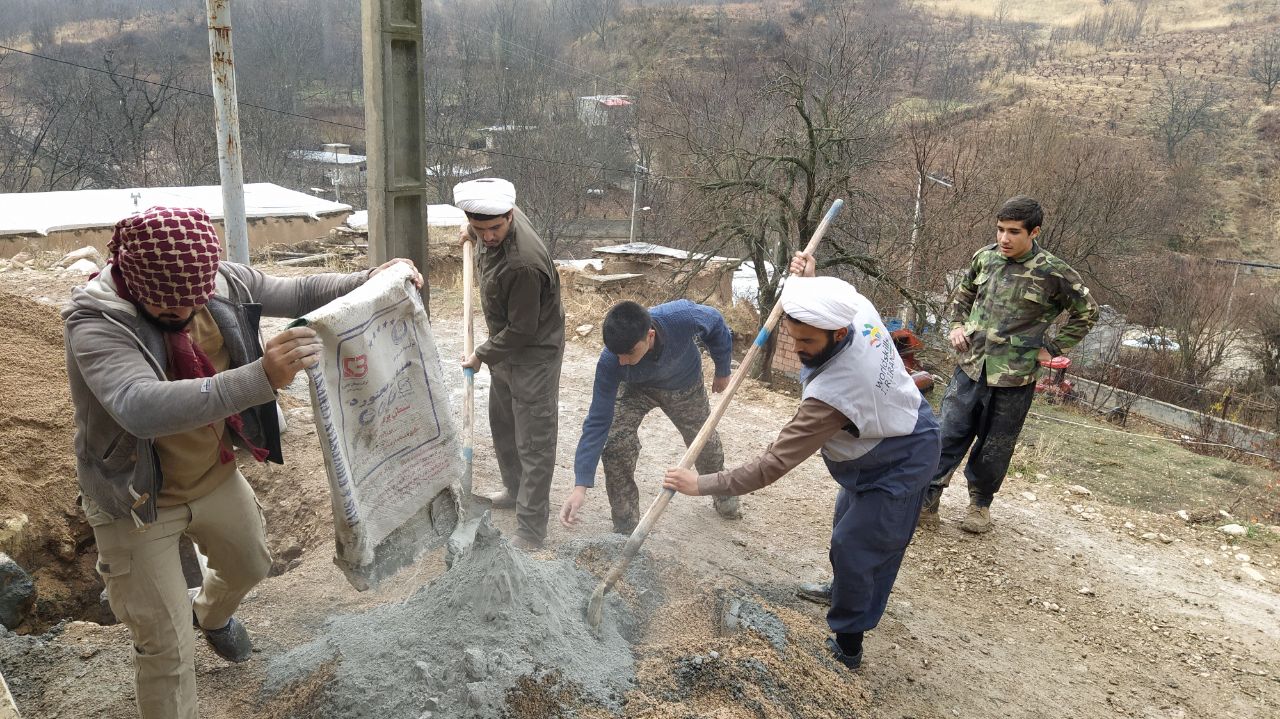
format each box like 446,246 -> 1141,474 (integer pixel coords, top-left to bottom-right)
602,381 -> 732,533
928,366 -> 1036,508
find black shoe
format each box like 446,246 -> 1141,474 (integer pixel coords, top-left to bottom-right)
201,616 -> 253,663
796,581 -> 832,605
825,636 -> 863,670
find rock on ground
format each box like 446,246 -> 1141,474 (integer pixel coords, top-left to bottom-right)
0,553 -> 35,630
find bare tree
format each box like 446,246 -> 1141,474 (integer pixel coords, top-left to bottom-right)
491,122 -> 601,255
993,0 -> 1012,27
1150,72 -> 1222,162
903,106 -> 1167,308
236,0 -> 326,113
568,0 -> 623,47
1248,33 -> 1280,103
1246,290 -> 1280,390
1136,254 -> 1244,386
645,9 -> 899,380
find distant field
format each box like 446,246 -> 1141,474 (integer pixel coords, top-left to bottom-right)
917,0 -> 1272,31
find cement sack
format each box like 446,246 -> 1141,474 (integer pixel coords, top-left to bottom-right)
295,263 -> 462,590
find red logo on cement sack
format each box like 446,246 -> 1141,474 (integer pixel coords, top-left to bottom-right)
343,355 -> 368,379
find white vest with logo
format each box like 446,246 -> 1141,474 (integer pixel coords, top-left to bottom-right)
800,294 -> 924,463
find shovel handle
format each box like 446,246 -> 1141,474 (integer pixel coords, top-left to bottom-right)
461,239 -> 476,492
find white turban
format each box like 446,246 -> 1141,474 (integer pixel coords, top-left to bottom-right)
453,178 -> 516,215
780,276 -> 860,330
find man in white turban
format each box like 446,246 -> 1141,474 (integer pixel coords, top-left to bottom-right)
663,252 -> 941,671
455,178 -> 565,550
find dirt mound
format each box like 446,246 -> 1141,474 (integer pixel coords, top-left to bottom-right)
0,293 -> 100,631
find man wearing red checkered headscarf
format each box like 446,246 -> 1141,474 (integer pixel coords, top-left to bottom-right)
64,206 -> 423,719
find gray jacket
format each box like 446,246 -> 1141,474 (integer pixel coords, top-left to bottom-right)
63,262 -> 367,526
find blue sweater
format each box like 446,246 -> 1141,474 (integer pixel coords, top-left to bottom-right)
574,300 -> 733,487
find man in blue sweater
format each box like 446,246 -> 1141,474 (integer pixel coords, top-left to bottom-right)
559,300 -> 742,534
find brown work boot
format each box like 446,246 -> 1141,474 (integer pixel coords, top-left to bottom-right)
960,504 -> 993,534
917,491 -> 941,529
511,533 -> 544,551
712,495 -> 742,520
486,490 -> 516,509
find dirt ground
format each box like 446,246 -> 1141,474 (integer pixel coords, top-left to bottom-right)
0,264 -> 1277,719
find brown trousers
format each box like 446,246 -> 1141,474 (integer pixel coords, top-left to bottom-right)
87,471 -> 271,719
487,353 -> 563,542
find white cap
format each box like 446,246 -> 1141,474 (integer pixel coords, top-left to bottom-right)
780,276 -> 860,330
453,178 -> 516,215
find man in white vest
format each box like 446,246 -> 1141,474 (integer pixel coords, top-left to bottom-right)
663,252 -> 941,670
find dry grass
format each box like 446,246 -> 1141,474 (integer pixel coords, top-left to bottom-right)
1018,399 -> 1280,526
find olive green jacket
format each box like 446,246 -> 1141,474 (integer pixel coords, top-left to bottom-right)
949,242 -> 1099,387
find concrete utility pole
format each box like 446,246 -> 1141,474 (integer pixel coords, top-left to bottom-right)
206,0 -> 250,264
362,0 -> 429,303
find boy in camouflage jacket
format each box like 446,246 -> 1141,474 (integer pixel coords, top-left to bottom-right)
922,196 -> 1098,533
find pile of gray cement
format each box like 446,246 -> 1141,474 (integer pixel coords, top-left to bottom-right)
266,521 -> 636,718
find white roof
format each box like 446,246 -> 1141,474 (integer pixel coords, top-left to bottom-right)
592,242 -> 767,307
732,261 -> 775,306
578,95 -> 632,106
289,150 -> 367,164
0,183 -> 351,237
344,204 -> 467,233
592,242 -> 736,263
345,210 -> 368,232
428,204 -> 467,226
478,125 -> 535,133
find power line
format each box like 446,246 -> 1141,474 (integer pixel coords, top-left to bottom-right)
0,42 -> 659,178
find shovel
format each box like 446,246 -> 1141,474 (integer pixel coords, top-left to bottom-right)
461,237 -> 477,500
585,199 -> 844,630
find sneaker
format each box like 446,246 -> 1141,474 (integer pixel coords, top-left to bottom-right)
486,490 -> 516,509
200,616 -> 253,663
712,495 -> 742,520
796,581 -> 832,605
511,533 -> 544,551
825,636 -> 863,670
960,504 -> 993,534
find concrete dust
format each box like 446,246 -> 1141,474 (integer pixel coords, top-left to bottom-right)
721,594 -> 787,651
265,519 -> 637,719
